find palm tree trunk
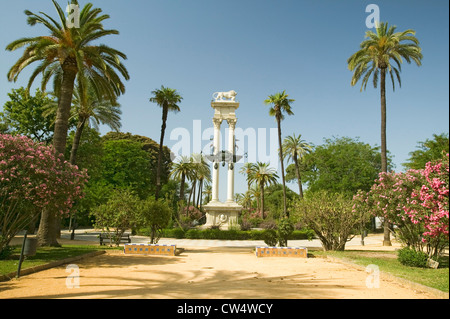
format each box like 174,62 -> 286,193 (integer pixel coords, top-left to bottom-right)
156,107 -> 168,199
276,117 -> 288,218
37,60 -> 77,247
70,117 -> 87,165
260,182 -> 265,219
179,173 -> 186,202
380,68 -> 391,246
293,153 -> 304,199
53,61 -> 77,155
188,180 -> 196,206
197,179 -> 203,209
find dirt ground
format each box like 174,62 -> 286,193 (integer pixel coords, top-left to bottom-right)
0,236 -> 445,299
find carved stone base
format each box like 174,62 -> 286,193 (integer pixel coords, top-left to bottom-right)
201,201 -> 242,230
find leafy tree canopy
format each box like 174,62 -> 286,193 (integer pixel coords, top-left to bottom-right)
102,132 -> 173,187
302,136 -> 393,197
0,87 -> 58,144
403,133 -> 449,170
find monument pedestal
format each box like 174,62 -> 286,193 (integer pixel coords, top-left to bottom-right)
202,201 -> 242,230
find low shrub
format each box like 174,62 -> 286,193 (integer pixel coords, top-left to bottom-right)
159,228 -> 314,241
0,245 -> 14,260
397,247 -> 429,268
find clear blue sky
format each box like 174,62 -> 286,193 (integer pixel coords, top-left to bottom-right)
1,1 -> 448,200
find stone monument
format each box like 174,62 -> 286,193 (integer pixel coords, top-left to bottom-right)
202,90 -> 243,229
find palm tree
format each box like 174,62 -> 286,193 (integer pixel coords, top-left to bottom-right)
282,134 -> 312,199
239,190 -> 253,210
348,21 -> 422,245
239,162 -> 254,194
188,154 -> 211,208
6,0 -> 129,156
248,162 -> 278,218
249,184 -> 261,212
203,184 -> 212,205
150,86 -> 183,199
264,91 -> 294,218
170,156 -> 193,204
6,0 -> 129,246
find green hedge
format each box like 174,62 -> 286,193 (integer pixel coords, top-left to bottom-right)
397,247 -> 429,268
160,228 -> 315,241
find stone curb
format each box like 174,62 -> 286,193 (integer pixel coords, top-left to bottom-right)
326,256 -> 449,299
0,250 -> 106,282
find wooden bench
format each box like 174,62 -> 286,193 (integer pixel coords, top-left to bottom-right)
99,233 -> 131,245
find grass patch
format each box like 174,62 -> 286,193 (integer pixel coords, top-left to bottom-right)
311,250 -> 449,293
0,245 -> 114,277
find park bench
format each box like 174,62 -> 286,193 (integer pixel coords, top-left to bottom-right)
99,232 -> 131,245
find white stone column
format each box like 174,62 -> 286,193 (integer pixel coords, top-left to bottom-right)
211,118 -> 222,203
226,118 -> 236,203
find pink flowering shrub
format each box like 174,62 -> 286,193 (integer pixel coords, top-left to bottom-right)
0,134 -> 88,252
181,205 -> 203,221
403,154 -> 449,257
353,153 -> 449,258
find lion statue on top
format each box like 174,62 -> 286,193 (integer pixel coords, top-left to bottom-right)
212,90 -> 237,102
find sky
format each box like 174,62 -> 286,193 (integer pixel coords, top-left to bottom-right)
0,0 -> 448,201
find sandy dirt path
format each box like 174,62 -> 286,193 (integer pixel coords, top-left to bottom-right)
0,246 -> 441,299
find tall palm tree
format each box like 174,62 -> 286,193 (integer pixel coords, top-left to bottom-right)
6,0 -> 129,247
248,162 -> 278,218
264,91 -> 294,218
150,86 -> 183,199
282,134 -> 312,199
6,0 -> 129,156
348,21 -> 422,245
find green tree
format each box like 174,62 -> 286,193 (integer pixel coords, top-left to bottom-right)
149,86 -> 183,199
6,0 -> 129,246
103,132 -> 173,190
403,133 -> 449,170
348,22 -> 422,245
264,91 -> 294,218
264,183 -> 297,220
248,162 -> 279,218
293,190 -> 370,251
100,139 -> 153,199
0,87 -> 56,143
282,133 -> 312,199
303,136 -> 388,197
138,197 -> 172,244
92,189 -> 140,246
